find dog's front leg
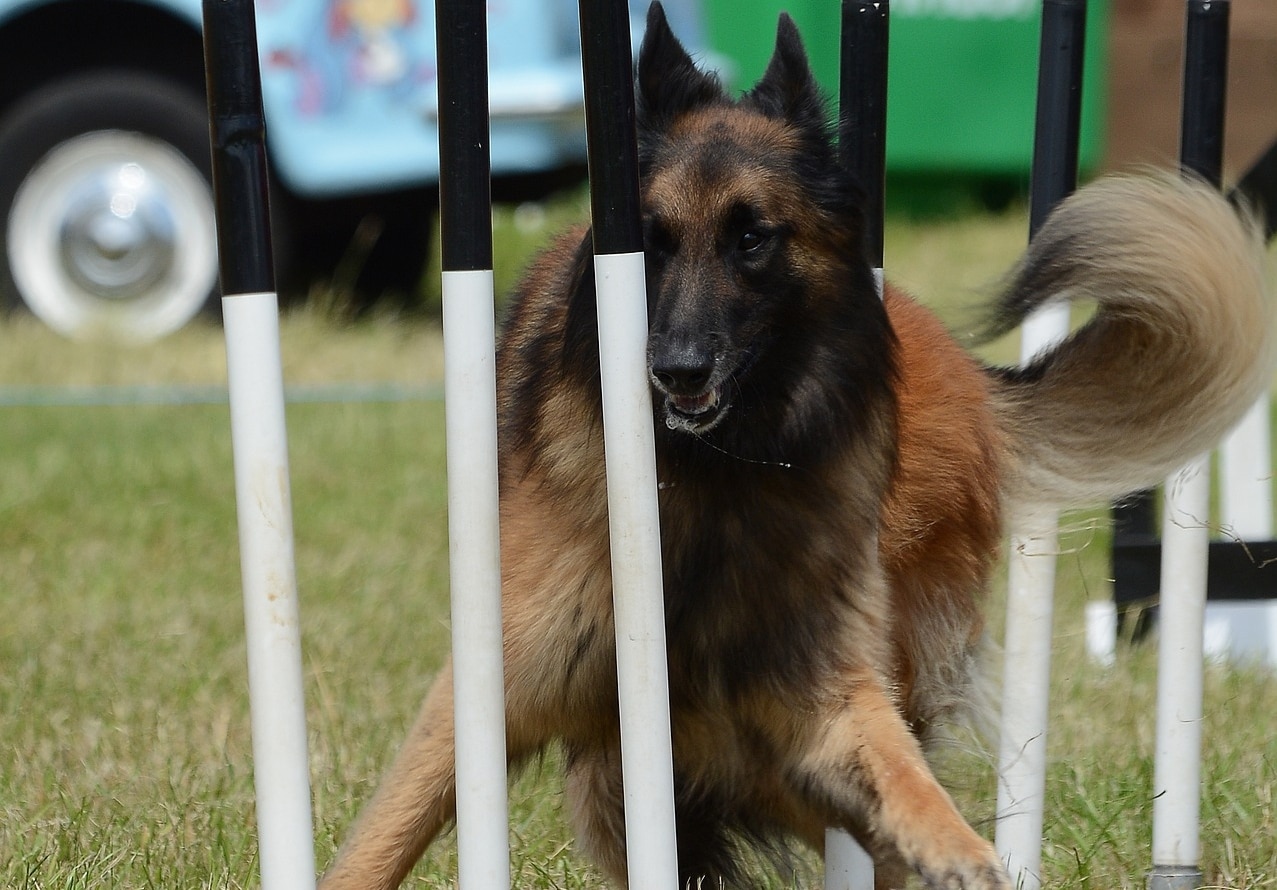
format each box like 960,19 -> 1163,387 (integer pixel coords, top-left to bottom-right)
794,671 -> 1010,890
319,660 -> 461,890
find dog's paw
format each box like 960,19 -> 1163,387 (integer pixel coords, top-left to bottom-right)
916,861 -> 1013,890
909,838 -> 1013,890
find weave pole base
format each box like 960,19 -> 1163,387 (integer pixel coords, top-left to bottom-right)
1147,865 -> 1203,890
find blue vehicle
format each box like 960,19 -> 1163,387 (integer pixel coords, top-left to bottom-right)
0,0 -> 702,339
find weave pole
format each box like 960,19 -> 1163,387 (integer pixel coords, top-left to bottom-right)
201,2 -> 317,888
577,1 -> 680,885
1149,4 -> 1229,887
1225,141 -> 1277,570
840,0 -> 889,294
995,3 -> 1086,888
829,2 -> 889,885
434,1 -> 511,887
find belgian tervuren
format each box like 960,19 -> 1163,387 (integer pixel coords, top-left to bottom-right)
320,5 -> 1272,888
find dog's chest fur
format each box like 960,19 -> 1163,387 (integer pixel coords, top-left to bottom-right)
654,457 -> 892,701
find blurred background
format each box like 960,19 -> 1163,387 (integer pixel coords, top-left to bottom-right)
4,5 -> 1276,888
0,0 -> 1272,341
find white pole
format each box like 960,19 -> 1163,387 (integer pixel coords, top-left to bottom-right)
1218,397 -> 1272,668
995,301 -> 1069,890
826,825 -> 875,890
1220,397 -> 1273,542
995,0 -> 1088,869
441,269 -> 510,889
594,250 -> 680,888
576,2 -> 677,879
1149,457 -> 1208,889
823,273 -> 887,890
1085,599 -> 1118,667
1269,596 -> 1277,667
995,521 -> 1059,890
1018,303 -> 1071,365
223,291 -> 317,890
1146,0 -> 1225,879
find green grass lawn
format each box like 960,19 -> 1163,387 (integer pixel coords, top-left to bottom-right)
2,202 -> 1275,888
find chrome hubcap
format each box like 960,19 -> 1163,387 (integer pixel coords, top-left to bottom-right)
8,130 -> 217,340
58,160 -> 177,299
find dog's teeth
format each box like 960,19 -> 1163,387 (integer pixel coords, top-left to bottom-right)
672,388 -> 719,416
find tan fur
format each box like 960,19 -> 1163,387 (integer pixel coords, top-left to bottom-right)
992,172 -> 1274,518
321,183 -> 1270,890
320,18 -> 1272,888
880,286 -> 1004,730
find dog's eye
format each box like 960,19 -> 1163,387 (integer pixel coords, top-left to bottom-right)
645,218 -> 677,257
738,230 -> 769,253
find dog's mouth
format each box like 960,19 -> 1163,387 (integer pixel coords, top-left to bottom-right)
661,384 -> 728,433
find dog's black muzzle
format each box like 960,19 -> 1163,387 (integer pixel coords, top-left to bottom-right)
649,338 -> 730,433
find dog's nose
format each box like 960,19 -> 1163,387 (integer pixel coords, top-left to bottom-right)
651,345 -> 715,395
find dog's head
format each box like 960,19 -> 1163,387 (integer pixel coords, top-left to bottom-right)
634,3 -> 883,451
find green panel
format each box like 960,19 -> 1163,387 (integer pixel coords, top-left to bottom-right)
703,0 -> 1108,178
704,0 -> 840,96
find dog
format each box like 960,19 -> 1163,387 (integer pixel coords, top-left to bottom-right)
319,5 -> 1272,888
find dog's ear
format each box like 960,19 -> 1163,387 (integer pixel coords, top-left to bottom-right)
637,1 -> 724,134
745,14 -> 827,135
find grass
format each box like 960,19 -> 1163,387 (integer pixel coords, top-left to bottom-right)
2,196 -> 1276,888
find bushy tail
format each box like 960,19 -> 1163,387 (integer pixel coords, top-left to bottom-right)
987,171 -> 1274,515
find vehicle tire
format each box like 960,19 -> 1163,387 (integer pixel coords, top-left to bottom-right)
0,71 -> 219,341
